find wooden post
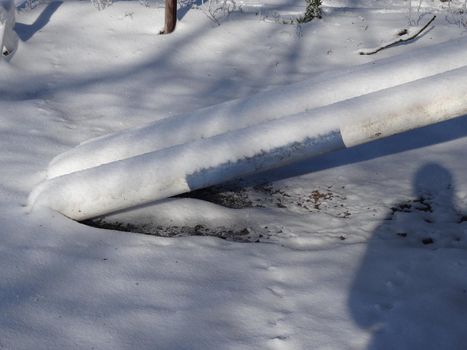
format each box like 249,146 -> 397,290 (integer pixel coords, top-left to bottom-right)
161,0 -> 177,34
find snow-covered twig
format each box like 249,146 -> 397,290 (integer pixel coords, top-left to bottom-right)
359,15 -> 436,55
201,0 -> 237,26
91,0 -> 113,11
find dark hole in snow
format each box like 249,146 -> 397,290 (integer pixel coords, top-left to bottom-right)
81,181 -> 277,242
1,46 -> 14,57
81,179 -> 357,241
81,180 -> 351,242
177,183 -> 256,209
82,218 -> 266,243
422,237 -> 434,245
397,28 -> 409,36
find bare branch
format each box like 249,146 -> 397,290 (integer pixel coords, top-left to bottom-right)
359,15 -> 436,55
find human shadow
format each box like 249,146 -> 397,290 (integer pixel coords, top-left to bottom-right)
15,1 -> 63,42
348,163 -> 467,350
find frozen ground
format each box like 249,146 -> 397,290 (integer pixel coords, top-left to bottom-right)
0,0 -> 466,349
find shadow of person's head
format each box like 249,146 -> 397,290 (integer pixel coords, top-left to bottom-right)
413,163 -> 453,197
413,163 -> 458,223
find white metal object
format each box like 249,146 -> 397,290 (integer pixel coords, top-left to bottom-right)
29,66 -> 467,221
46,36 -> 467,179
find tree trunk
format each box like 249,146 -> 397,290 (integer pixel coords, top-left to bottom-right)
162,0 -> 177,34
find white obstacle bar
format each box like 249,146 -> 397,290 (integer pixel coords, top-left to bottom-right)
29,66 -> 467,220
47,36 -> 467,179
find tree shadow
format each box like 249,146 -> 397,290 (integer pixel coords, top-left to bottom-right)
348,163 -> 467,349
15,1 -> 63,42
178,0 -> 204,21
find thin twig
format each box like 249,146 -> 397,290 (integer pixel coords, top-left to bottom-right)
359,15 -> 436,55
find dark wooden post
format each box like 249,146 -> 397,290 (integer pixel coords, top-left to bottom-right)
161,0 -> 177,34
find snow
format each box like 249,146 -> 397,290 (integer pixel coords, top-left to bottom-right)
1,0 -> 467,349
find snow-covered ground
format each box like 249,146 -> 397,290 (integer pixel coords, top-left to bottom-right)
1,0 -> 466,349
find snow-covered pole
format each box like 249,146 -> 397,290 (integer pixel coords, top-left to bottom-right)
46,36 -> 467,179
29,66 -> 467,221
0,0 -> 17,58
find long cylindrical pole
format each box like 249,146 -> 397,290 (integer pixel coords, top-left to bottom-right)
29,67 -> 467,221
46,37 -> 467,179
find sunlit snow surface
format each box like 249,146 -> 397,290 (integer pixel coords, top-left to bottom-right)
1,1 -> 466,349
